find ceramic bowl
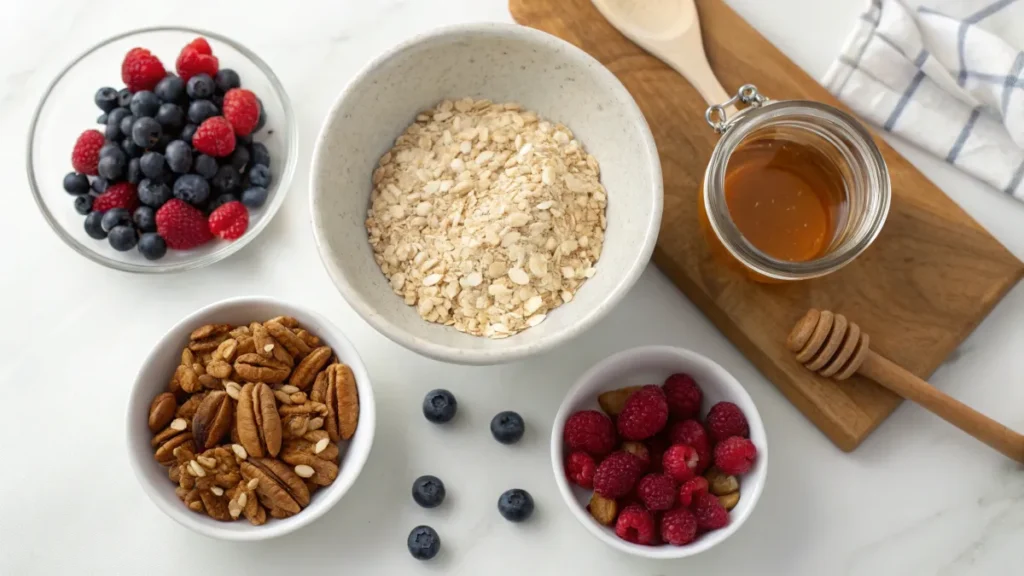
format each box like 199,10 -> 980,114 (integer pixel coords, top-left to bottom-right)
27,27 -> 297,273
550,346 -> 767,559
126,296 -> 375,540
310,23 -> 662,365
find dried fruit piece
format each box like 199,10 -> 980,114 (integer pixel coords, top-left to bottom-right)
705,467 -> 740,496
587,492 -> 618,526
718,491 -> 740,511
597,385 -> 642,416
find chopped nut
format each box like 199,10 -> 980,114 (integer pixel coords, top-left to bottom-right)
597,386 -> 642,417
587,492 -> 618,526
314,438 -> 329,455
230,444 -> 248,460
705,467 -> 740,496
210,486 -> 224,496
719,491 -> 740,511
169,418 -> 187,431
293,464 -> 315,479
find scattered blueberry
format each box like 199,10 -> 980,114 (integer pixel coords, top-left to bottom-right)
186,74 -> 215,99
412,476 -> 446,509
131,117 -> 162,149
173,174 -> 210,205
140,151 -> 167,180
165,140 -> 192,173
63,172 -> 90,195
255,97 -> 267,131
497,489 -> 534,522
84,211 -> 107,239
94,87 -> 119,112
407,526 -> 440,561
97,113 -> 108,125
194,154 -> 218,179
91,177 -> 109,194
138,232 -> 167,260
97,149 -> 127,180
229,146 -> 250,172
103,120 -> 121,141
155,103 -> 186,132
100,207 -> 132,233
181,124 -> 198,145
207,193 -> 237,212
138,178 -> 172,208
422,389 -> 457,424
73,195 -> 93,215
251,142 -> 270,167
117,88 -> 132,108
120,113 -> 137,138
248,164 -> 271,188
133,206 -> 156,232
122,137 -> 143,159
108,225 -> 138,251
212,165 -> 241,193
126,158 -> 142,184
154,75 -> 186,104
215,69 -> 240,93
241,186 -> 269,208
187,100 -> 219,124
129,90 -> 161,118
490,411 -> 525,445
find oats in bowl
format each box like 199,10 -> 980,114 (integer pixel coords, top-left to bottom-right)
366,98 -> 607,339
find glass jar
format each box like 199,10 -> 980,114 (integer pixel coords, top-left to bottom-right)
700,85 -> 891,282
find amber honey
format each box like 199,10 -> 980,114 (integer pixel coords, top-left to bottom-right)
723,136 -> 847,263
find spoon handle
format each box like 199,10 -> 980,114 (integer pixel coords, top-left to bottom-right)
659,31 -> 731,106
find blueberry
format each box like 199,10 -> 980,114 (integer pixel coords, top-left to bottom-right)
255,97 -> 267,131
95,87 -> 119,112
165,140 -> 192,173
407,526 -> 440,561
117,88 -> 132,108
97,113 -> 108,125
91,177 -> 109,194
126,158 -> 142,184
490,411 -> 525,444
104,121 -> 121,141
63,172 -> 90,195
107,107 -> 130,130
186,74 -> 215,100
229,146 -> 250,173
241,186 -> 269,209
155,103 -> 185,132
101,207 -> 132,233
97,149 -> 127,181
497,489 -> 534,522
181,124 -> 198,145
108,225 -> 138,251
100,142 -> 120,159
133,206 -> 156,232
207,193 -> 237,212
84,211 -> 107,239
212,165 -> 241,193
212,94 -> 225,109
422,389 -> 457,424
138,232 -> 167,260
140,151 -> 167,180
236,133 -> 253,148
132,117 -> 162,149
214,69 -> 240,93
73,194 -> 93,215
248,164 -> 271,188
411,475 -> 446,509
129,90 -> 161,118
154,75 -> 186,104
194,154 -> 218,179
138,178 -> 172,208
251,142 -> 270,167
122,138 -> 143,158
174,174 -> 210,205
120,114 -> 137,138
187,100 -> 219,124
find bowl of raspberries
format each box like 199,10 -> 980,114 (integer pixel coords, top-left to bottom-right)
551,346 -> 767,559
27,27 -> 296,272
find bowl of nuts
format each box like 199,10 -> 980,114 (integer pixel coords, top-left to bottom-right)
310,23 -> 662,364
126,296 -> 375,540
550,346 -> 767,559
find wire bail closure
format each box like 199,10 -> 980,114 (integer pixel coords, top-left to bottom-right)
705,84 -> 768,133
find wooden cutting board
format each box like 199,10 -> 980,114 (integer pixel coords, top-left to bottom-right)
510,0 -> 1024,450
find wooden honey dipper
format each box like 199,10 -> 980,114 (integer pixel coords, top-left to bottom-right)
788,309 -> 1024,463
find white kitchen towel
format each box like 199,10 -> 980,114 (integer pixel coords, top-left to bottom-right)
823,0 -> 1024,200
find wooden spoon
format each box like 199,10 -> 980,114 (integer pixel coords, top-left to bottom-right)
591,0 -> 732,107
788,309 -> 1024,463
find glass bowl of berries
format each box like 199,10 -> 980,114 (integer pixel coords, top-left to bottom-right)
27,27 -> 297,272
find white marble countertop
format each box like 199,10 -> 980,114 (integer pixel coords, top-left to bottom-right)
2,0 -> 1023,574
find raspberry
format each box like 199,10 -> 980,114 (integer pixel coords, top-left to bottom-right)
183,37 -> 212,56
637,473 -> 677,511
620,441 -> 650,470
207,201 -> 249,240
662,444 -> 699,482
713,436 -> 757,475
564,451 -> 597,489
222,88 -> 261,136
663,373 -> 702,420
121,48 -> 166,92
693,492 -> 730,531
660,507 -> 698,545
92,182 -> 139,212
669,420 -> 712,473
563,410 -> 616,457
192,117 -> 236,158
592,451 -> 644,498
176,41 -> 219,81
644,432 -> 669,473
705,402 -> 750,442
71,130 -> 105,175
617,385 -> 669,440
614,504 -> 656,545
156,198 -> 213,250
678,476 -> 709,507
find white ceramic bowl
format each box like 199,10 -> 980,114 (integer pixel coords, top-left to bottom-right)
310,23 -> 662,365
550,346 -> 767,559
126,296 -> 376,540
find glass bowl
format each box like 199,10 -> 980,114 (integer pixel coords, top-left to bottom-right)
27,26 -> 297,273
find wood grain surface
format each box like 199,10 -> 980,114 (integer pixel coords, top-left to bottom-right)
510,0 -> 1024,450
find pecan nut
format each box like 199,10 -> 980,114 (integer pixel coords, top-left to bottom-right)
189,324 -> 232,352
148,392 -> 177,433
241,458 -> 310,517
265,320 -> 312,359
176,392 -> 206,420
252,323 -> 295,368
281,451 -> 338,486
236,382 -> 282,458
266,315 -> 299,329
213,338 -> 239,363
294,329 -> 320,348
288,346 -> 332,390
192,391 -> 233,449
311,363 -> 360,442
171,363 -> 201,394
206,359 -> 233,379
233,353 -> 291,384
278,401 -> 329,439
152,426 -> 195,465
283,430 -> 339,462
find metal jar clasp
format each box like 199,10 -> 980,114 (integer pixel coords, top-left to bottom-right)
705,84 -> 768,133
